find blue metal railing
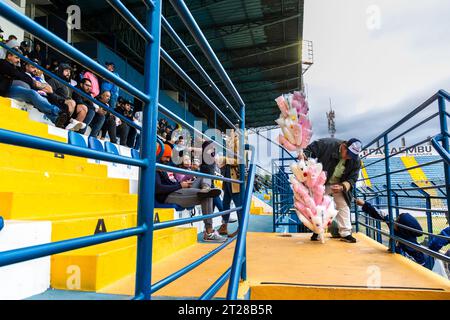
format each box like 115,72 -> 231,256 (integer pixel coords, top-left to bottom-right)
355,90 -> 450,265
0,0 -> 255,300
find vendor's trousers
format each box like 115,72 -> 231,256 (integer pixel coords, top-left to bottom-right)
325,186 -> 352,237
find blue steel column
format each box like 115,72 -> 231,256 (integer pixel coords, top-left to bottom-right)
134,1 -> 162,300
438,95 -> 450,224
384,136 -> 396,253
239,106 -> 247,281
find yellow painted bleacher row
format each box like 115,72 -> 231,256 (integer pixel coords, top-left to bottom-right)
0,97 -> 198,292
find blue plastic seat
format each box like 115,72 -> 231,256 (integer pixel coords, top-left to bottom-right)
131,149 -> 140,159
88,137 -> 104,152
68,131 -> 87,148
105,141 -> 120,155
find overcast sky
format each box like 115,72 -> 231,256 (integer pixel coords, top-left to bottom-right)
250,0 -> 450,171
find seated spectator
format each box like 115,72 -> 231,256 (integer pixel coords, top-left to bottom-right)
19,41 -> 30,58
89,91 -> 111,138
100,111 -> 118,144
0,37 -> 20,60
82,68 -> 100,98
115,97 -> 134,146
0,49 -> 68,128
29,42 -> 46,67
47,63 -> 85,131
175,155 -> 195,182
156,144 -> 226,242
101,62 -> 119,108
173,136 -> 186,158
191,158 -> 201,172
72,78 -> 95,133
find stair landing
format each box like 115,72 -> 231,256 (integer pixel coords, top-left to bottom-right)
98,232 -> 450,300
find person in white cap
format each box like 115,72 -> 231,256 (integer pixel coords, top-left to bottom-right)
300,138 -> 362,243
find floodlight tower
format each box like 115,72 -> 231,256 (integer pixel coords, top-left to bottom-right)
327,98 -> 336,138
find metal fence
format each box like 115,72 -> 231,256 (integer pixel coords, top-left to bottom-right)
354,90 -> 450,266
0,0 -> 256,300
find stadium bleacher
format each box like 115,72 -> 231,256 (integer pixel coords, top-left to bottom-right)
0,96 -> 199,295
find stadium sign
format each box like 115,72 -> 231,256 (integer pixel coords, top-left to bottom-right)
362,144 -> 438,159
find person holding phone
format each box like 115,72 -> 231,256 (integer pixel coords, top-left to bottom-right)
155,144 -> 226,242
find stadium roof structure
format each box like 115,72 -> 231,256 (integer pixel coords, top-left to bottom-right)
42,0 -> 305,129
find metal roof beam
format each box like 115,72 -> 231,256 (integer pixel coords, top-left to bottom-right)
239,77 -> 299,93
181,42 -> 300,74
167,12 -> 302,53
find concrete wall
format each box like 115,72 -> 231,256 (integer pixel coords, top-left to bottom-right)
0,0 -> 25,42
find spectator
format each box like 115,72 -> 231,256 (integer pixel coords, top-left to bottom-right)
0,48 -> 68,128
0,38 -> 20,60
115,97 -> 134,146
47,63 -> 85,131
72,78 -> 95,132
0,26 -> 4,43
19,41 -> 30,58
173,136 -> 186,158
101,62 -> 120,108
82,68 -> 100,98
29,42 -> 46,66
100,97 -> 122,144
429,227 -> 450,253
175,155 -> 195,182
192,158 -> 200,172
155,144 -> 226,242
302,138 -> 362,243
89,91 -> 111,138
217,131 -> 243,237
356,199 -> 427,265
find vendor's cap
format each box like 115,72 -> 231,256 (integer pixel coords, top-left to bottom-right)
346,138 -> 362,160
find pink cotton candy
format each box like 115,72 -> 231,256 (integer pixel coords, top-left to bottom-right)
278,135 -> 298,152
275,96 -> 289,117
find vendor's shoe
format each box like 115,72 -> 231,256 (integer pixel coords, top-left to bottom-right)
341,235 -> 357,243
310,233 -> 319,241
218,224 -> 228,236
330,234 -> 341,239
197,187 -> 222,199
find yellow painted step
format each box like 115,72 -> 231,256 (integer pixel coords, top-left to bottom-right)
0,168 -> 130,193
0,143 -> 101,166
0,192 -> 137,220
51,227 -> 198,291
0,115 -> 67,143
0,147 -> 108,178
51,209 -> 175,242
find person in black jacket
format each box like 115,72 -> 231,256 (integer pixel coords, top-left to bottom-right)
302,138 -> 362,243
156,144 -> 226,242
0,49 -> 67,127
115,98 -> 134,146
72,78 -> 94,133
47,63 -> 85,131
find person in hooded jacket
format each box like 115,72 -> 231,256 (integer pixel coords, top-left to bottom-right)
356,199 -> 427,266
47,63 -> 86,131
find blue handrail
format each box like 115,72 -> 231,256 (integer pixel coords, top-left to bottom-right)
355,90 -> 450,265
0,0 -> 254,301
